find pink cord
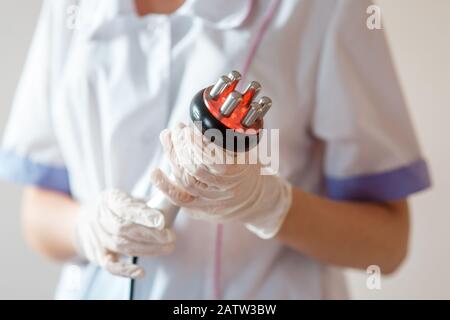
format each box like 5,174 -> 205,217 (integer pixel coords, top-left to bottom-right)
213,224 -> 224,299
242,0 -> 281,78
212,0 -> 281,300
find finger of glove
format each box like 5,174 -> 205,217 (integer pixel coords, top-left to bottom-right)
173,125 -> 206,171
160,129 -> 207,195
129,243 -> 175,256
182,125 -> 237,174
126,226 -> 177,245
99,204 -> 168,244
168,125 -> 209,185
104,253 -> 145,279
160,129 -> 185,181
102,189 -> 165,230
170,126 -> 226,187
101,232 -> 175,256
96,210 -> 176,245
171,125 -> 255,190
150,168 -> 195,206
175,126 -> 248,185
93,220 -> 171,258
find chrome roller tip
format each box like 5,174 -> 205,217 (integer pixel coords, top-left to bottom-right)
209,75 -> 231,100
220,91 -> 242,116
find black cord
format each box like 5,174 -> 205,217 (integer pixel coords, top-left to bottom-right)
129,256 -> 138,300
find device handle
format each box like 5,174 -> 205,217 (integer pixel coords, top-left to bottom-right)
130,180 -> 179,300
146,189 -> 179,227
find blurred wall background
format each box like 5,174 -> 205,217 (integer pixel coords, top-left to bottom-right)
0,0 -> 59,299
0,0 -> 448,299
346,0 -> 450,299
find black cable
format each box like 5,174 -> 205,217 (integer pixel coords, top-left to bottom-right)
129,256 -> 138,300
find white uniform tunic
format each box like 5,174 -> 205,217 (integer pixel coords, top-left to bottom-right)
0,0 -> 430,299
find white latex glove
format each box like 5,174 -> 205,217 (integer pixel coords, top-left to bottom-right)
74,189 -> 176,278
150,123 -> 292,239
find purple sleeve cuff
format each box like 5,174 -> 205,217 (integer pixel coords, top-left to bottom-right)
0,151 -> 70,195
325,159 -> 431,202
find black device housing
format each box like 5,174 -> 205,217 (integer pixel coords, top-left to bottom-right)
189,89 -> 261,153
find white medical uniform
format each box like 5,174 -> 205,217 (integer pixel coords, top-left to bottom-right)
0,0 -> 430,299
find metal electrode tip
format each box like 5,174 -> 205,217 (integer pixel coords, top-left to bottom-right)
242,81 -> 262,105
241,102 -> 261,127
220,91 -> 242,116
257,96 -> 272,118
244,81 -> 261,97
228,70 -> 242,82
209,75 -> 231,99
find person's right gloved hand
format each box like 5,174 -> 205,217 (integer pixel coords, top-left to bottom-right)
73,189 -> 176,279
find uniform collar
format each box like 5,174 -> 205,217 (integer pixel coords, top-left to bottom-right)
114,0 -> 254,29
177,0 -> 254,29
84,0 -> 254,40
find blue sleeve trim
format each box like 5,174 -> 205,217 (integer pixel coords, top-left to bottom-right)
325,159 -> 431,202
0,150 -> 70,195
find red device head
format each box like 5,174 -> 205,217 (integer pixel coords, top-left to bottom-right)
190,71 -> 272,152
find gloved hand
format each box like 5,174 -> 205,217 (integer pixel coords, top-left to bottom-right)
74,189 -> 176,278
150,123 -> 292,239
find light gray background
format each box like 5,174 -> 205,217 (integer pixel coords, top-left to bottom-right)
0,0 -> 449,299
0,0 -> 59,299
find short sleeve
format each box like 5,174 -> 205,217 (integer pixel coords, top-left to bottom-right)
0,0 -> 74,195
313,0 -> 431,201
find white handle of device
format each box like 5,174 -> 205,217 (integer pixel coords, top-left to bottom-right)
146,187 -> 179,227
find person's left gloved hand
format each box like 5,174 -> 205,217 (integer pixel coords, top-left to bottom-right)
150,123 -> 292,239
74,189 -> 176,278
